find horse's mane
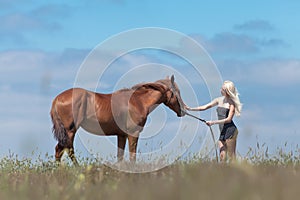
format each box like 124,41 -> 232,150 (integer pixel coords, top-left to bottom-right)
131,79 -> 169,93
117,88 -> 132,92
115,78 -> 171,94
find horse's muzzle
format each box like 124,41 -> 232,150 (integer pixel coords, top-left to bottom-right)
177,109 -> 186,117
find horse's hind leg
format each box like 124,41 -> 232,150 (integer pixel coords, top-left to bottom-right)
55,143 -> 65,163
55,147 -> 78,166
67,147 -> 78,166
55,145 -> 78,166
55,130 -> 79,166
66,130 -> 79,166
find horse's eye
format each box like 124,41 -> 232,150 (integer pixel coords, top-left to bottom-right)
170,91 -> 174,98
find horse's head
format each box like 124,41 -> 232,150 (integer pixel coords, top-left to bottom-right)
159,75 -> 186,117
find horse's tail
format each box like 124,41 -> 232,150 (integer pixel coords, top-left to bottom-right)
50,100 -> 68,146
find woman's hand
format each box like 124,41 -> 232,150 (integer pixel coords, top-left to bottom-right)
184,105 -> 191,111
206,121 -> 214,126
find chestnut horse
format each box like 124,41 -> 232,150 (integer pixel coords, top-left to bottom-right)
50,75 -> 185,166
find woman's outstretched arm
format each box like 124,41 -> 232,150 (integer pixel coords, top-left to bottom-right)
185,98 -> 218,111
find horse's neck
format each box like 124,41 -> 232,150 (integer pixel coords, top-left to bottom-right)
136,88 -> 165,112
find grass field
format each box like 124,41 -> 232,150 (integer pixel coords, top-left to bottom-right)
0,147 -> 300,200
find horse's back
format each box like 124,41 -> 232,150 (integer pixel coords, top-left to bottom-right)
54,88 -> 88,101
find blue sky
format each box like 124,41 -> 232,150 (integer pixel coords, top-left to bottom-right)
0,0 -> 299,162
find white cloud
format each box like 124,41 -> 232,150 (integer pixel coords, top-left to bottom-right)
208,32 -> 259,54
217,56 -> 300,87
0,3 -> 70,46
0,89 -> 55,157
0,49 -> 88,92
236,58 -> 300,86
0,50 -> 49,71
234,20 -> 275,31
190,30 -> 286,56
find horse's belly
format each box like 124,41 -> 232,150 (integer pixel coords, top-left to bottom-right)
80,120 -> 117,136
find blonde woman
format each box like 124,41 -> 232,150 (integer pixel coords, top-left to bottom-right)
185,81 -> 242,162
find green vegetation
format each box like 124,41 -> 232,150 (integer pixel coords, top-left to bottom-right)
0,147 -> 300,200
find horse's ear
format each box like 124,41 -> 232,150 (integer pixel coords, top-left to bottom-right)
171,75 -> 175,83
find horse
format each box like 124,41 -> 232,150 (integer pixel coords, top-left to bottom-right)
50,75 -> 185,166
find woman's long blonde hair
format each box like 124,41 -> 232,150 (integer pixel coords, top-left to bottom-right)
223,80 -> 242,116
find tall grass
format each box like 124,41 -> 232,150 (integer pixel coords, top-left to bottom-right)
0,145 -> 300,200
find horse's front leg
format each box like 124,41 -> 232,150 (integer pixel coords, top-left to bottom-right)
117,135 -> 127,162
128,133 -> 139,162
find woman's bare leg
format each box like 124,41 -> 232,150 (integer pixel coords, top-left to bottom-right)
225,130 -> 238,162
218,140 -> 227,162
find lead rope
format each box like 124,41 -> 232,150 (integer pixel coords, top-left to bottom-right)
183,111 -> 219,163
